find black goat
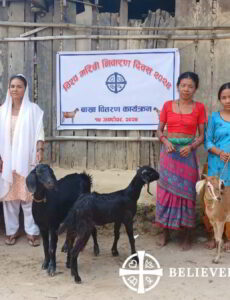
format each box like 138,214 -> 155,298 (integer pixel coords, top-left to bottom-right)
26,164 -> 99,276
59,166 -> 159,283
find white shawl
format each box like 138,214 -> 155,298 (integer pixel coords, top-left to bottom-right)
0,85 -> 44,199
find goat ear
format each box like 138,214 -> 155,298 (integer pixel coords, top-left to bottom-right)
196,179 -> 206,198
26,170 -> 37,193
201,174 -> 207,180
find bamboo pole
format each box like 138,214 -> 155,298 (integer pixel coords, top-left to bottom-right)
45,136 -> 160,142
1,20 -> 230,31
20,27 -> 48,37
1,33 -> 230,42
69,0 -> 102,8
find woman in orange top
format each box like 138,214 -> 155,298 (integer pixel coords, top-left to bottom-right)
156,71 -> 205,250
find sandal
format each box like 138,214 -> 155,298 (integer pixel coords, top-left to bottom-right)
5,233 -> 19,246
27,235 -> 40,247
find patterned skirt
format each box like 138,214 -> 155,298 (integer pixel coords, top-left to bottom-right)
155,144 -> 199,229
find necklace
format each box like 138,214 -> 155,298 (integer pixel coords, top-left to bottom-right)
177,100 -> 194,128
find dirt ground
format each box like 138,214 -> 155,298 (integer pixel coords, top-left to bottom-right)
0,167 -> 230,300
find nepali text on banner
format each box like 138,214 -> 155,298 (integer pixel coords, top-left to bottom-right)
56,49 -> 180,130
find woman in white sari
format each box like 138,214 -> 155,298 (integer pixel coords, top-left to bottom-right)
0,74 -> 44,246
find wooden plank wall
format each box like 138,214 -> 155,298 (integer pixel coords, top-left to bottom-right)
175,0 -> 230,166
1,0 -> 230,170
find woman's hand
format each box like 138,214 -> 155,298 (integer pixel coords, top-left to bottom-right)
36,148 -> 44,163
180,145 -> 192,157
163,139 -> 176,153
220,151 -> 230,163
36,141 -> 44,163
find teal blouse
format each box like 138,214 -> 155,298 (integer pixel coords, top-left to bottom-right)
205,111 -> 230,186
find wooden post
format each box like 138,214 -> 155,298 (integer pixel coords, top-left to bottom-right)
117,0 -> 128,169
126,19 -> 141,170
8,1 -> 25,75
0,5 -> 8,104
73,0 -> 93,169
119,0 -> 128,50
51,1 -> 62,166
59,0 -> 77,169
24,1 -> 35,102
87,4 -> 98,169
174,0 -> 196,73
36,4 -> 54,164
94,13 -> 117,170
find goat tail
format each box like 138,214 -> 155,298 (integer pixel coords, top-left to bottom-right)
81,172 -> 93,192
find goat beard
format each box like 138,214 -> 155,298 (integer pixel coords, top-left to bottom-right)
147,183 -> 152,195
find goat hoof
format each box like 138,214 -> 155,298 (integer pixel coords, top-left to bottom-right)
133,254 -> 139,264
112,249 -> 119,256
94,245 -> 100,256
75,276 -> 82,283
42,261 -> 49,270
47,265 -> 56,276
48,269 -> 56,277
61,243 -> 68,253
212,258 -> 219,264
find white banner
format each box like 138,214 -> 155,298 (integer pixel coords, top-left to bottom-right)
56,49 -> 180,130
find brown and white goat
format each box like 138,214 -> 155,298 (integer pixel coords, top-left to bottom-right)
196,176 -> 230,263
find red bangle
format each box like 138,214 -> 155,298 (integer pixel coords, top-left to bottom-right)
159,136 -> 166,142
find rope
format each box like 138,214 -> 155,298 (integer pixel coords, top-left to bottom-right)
220,157 -> 230,179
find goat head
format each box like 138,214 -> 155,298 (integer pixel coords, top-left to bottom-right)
26,164 -> 57,194
137,166 -> 159,195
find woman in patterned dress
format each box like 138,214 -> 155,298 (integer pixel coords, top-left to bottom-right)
155,71 -> 206,250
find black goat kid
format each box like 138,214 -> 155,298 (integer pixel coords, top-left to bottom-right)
26,164 -> 99,276
59,166 -> 159,283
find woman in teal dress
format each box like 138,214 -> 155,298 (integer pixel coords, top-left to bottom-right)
205,82 -> 230,250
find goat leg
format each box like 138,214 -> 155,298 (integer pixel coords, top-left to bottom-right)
65,230 -> 76,269
47,230 -> 58,276
40,229 -> 50,270
70,233 -> 91,283
111,222 -> 121,256
61,239 -> 68,253
213,221 -> 225,264
124,219 -> 139,263
92,227 -> 100,256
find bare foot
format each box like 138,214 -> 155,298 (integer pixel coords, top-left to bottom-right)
204,239 -> 216,250
156,229 -> 170,247
223,240 -> 230,252
181,230 -> 192,251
